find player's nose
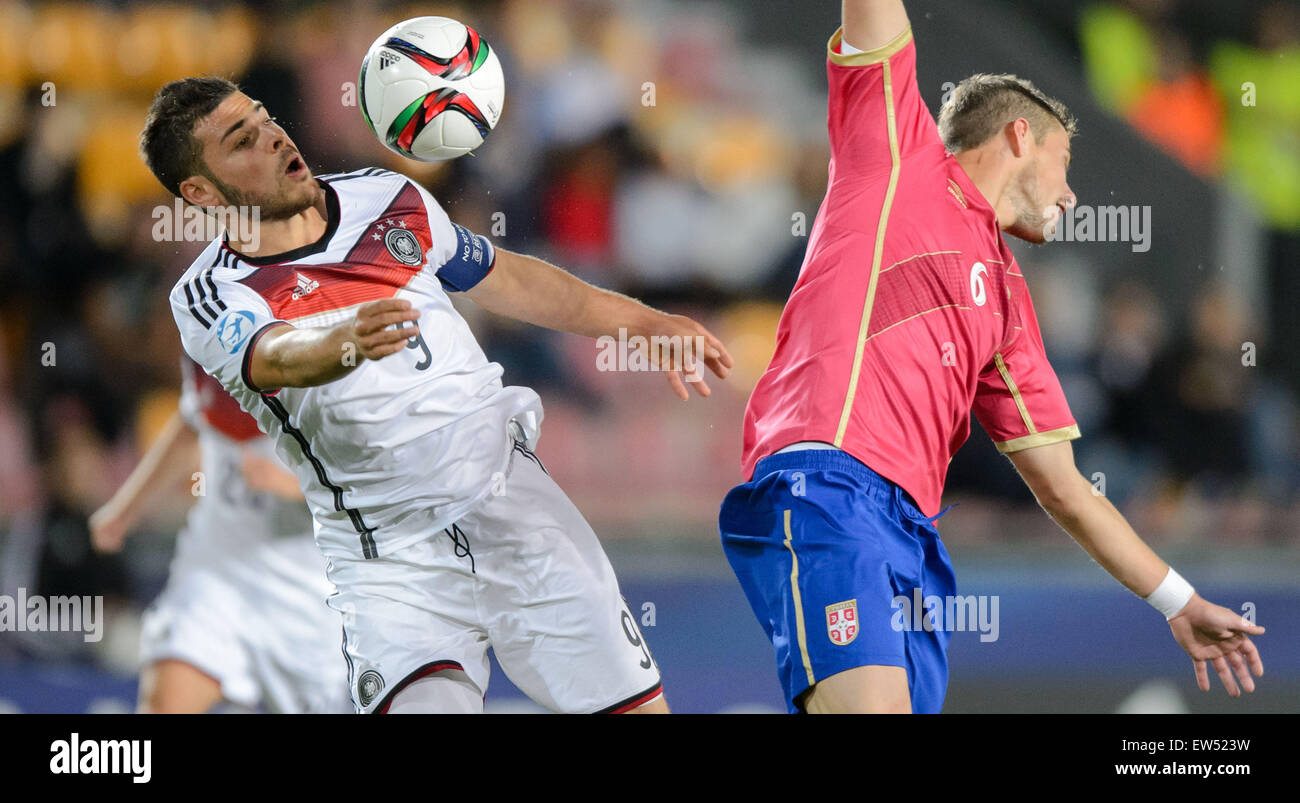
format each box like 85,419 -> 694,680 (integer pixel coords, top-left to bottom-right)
1062,187 -> 1077,209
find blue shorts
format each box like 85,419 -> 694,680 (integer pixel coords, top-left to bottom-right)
719,450 -> 957,713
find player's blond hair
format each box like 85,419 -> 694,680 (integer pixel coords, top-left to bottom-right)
938,73 -> 1077,153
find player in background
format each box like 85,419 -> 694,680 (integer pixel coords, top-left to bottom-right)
90,356 -> 350,714
141,77 -> 732,714
719,0 -> 1265,713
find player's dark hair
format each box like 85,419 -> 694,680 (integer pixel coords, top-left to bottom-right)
938,73 -> 1077,153
140,76 -> 240,198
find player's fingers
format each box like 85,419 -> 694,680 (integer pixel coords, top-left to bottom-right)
360,325 -> 419,348
1240,638 -> 1264,677
704,331 -> 734,369
1234,618 -> 1266,636
366,339 -> 411,359
355,309 -> 420,336
1193,660 -> 1210,692
357,298 -> 413,318
93,527 -> 123,553
1212,656 -> 1239,697
665,371 -> 689,401
1226,651 -> 1255,693
689,375 -> 712,398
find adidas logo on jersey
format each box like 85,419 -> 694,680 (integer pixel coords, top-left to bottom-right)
291,273 -> 320,300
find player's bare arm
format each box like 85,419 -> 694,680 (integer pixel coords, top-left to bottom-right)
90,410 -> 200,553
842,0 -> 910,50
464,247 -> 734,400
1007,440 -> 1266,696
246,298 -> 421,392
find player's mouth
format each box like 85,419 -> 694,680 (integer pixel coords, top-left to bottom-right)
284,154 -> 307,179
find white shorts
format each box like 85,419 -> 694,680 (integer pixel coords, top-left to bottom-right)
139,534 -> 352,714
326,442 -> 663,713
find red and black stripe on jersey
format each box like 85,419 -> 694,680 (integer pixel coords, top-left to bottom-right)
181,355 -> 263,442
231,181 -> 433,321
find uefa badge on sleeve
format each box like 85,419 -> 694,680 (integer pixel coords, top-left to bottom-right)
826,599 -> 858,646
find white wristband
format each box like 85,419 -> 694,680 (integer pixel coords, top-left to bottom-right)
1144,567 -> 1195,620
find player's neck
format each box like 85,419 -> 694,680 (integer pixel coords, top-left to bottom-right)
226,185 -> 329,258
952,148 -> 1018,231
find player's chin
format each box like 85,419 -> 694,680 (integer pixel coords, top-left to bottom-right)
1005,219 -> 1049,244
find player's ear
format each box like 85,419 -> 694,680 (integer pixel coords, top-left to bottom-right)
1005,117 -> 1033,159
179,175 -> 220,209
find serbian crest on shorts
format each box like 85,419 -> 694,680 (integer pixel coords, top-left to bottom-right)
826,599 -> 858,645
358,669 -> 385,707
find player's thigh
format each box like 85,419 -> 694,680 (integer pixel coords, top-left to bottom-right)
475,458 -> 663,713
802,665 -> 911,714
138,659 -> 224,714
384,668 -> 484,714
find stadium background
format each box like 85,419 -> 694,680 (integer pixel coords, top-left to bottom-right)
0,0 -> 1297,713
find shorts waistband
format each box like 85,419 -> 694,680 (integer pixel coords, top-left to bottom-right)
753,448 -> 896,503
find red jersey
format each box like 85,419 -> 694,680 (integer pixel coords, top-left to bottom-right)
741,26 -> 1079,516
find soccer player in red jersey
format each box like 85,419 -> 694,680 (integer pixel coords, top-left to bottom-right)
719,0 -> 1265,713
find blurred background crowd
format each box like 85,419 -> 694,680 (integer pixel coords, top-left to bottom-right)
0,0 -> 1296,711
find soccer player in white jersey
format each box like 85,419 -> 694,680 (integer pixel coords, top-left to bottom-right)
140,77 -> 732,714
90,356 -> 351,714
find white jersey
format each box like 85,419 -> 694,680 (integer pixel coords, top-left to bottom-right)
177,355 -> 315,547
169,168 -> 543,561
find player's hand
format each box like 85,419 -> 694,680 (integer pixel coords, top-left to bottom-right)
1167,594 -> 1265,696
241,450 -> 304,501
89,501 -> 130,553
351,298 -> 421,360
640,314 -> 734,400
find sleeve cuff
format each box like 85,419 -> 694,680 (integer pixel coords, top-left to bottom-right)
994,424 -> 1081,454
241,321 -> 290,394
828,25 -> 913,66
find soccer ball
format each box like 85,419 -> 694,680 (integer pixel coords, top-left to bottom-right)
358,16 -> 505,161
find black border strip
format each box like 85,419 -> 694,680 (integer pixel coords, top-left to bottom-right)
259,392 -> 379,558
